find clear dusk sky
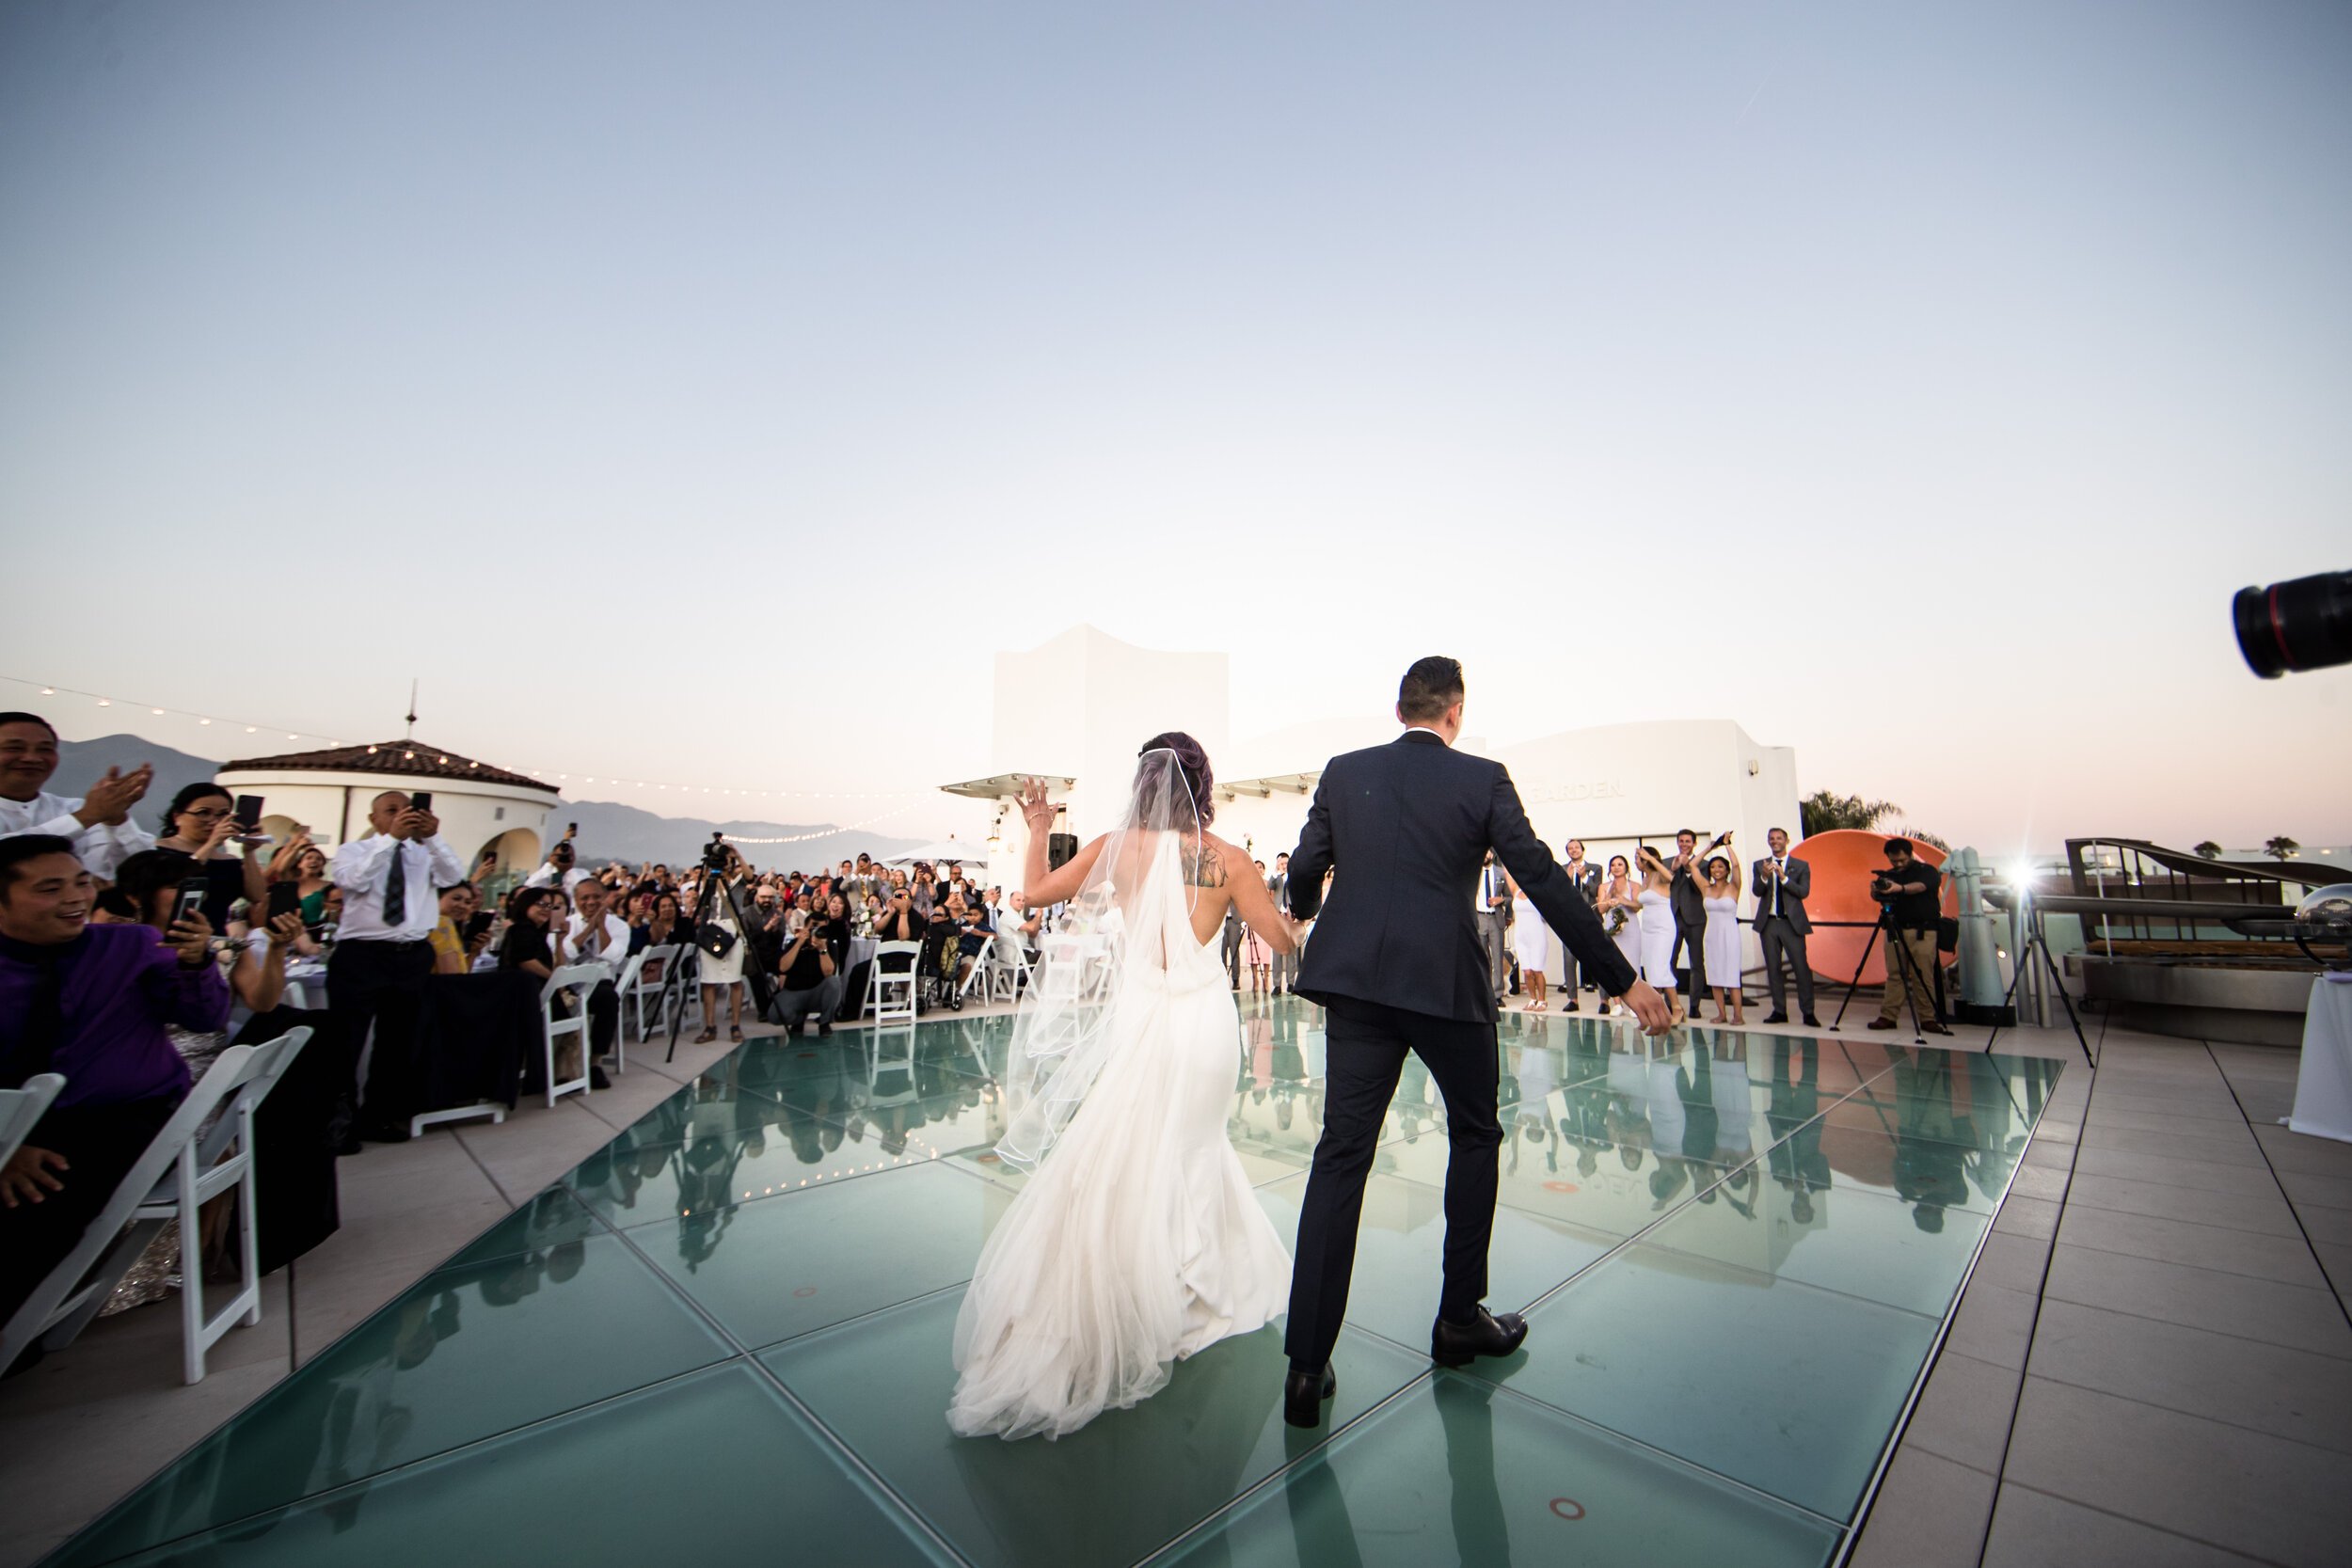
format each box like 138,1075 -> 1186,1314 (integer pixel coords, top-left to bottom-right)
3,1 -> 2347,853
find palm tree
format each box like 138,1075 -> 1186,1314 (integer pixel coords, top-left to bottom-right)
2265,835 -> 2300,862
2193,841 -> 2223,860
1800,790 -> 1901,836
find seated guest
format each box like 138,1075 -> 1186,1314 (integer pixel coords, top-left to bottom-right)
431,882 -> 487,975
0,714 -> 156,880
498,886 -> 560,981
924,891 -> 973,1010
873,881 -> 922,943
647,892 -> 686,951
0,835 -> 227,1337
1006,891 -> 1043,960
623,888 -> 655,953
554,878 -> 629,1087
771,904 -> 845,1037
956,891 -> 995,974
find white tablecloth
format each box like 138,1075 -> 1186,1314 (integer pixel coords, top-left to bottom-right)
2287,974 -> 2352,1144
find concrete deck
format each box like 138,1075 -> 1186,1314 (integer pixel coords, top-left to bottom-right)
6,999 -> 2346,1568
1850,1031 -> 2352,1568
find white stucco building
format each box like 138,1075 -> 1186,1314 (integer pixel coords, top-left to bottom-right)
214,739 -> 560,880
944,626 -> 1801,978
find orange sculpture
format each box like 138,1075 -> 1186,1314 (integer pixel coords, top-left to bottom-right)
1796,830 -> 1957,987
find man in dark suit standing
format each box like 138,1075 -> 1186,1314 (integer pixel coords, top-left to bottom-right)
1279,657 -> 1672,1427
1558,839 -> 1603,1012
1752,826 -> 1819,1026
1266,853 -> 1298,995
1667,828 -> 1710,998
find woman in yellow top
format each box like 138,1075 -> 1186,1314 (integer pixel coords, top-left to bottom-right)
431,882 -> 485,974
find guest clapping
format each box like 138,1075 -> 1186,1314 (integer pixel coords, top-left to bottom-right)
0,713 -> 156,879
0,835 -> 226,1336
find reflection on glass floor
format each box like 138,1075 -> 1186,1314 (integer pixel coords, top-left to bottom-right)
47,999 -> 2063,1567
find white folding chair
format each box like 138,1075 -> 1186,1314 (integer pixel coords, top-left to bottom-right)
866,941 -> 922,1024
1037,933 -> 1111,1003
540,964 -> 605,1107
0,1073 -> 65,1170
981,931 -> 1029,1004
954,930 -> 995,1006
2,1030 -> 310,1385
618,943 -> 682,1043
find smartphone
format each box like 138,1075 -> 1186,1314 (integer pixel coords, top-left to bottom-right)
174,877 -> 212,927
569,821 -> 579,836
266,881 -> 302,921
464,911 -> 495,942
234,794 -> 264,826
409,790 -> 434,814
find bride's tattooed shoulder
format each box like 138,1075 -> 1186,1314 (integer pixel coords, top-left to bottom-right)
1184,840 -> 1228,889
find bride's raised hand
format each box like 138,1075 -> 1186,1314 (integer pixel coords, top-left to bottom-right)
1019,778 -> 1057,834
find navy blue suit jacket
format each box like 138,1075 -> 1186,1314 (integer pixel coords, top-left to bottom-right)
1286,730 -> 1640,1023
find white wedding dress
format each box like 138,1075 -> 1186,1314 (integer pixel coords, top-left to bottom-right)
949,783 -> 1293,1440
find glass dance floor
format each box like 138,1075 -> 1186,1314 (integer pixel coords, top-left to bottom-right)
48,999 -> 2064,1567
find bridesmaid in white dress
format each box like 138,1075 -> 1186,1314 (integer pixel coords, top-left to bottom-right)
1505,870 -> 1549,1010
1596,855 -> 1642,1015
1633,846 -> 1682,1022
1699,849 -> 1746,1024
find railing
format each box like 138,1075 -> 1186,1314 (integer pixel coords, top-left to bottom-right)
2056,837 -> 2323,959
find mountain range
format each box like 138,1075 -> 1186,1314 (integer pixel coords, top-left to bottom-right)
45,734 -> 928,868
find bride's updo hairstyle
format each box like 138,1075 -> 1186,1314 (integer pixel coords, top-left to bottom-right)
1137,732 -> 1216,827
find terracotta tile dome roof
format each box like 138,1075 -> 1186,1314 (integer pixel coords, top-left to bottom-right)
218,739 -> 558,794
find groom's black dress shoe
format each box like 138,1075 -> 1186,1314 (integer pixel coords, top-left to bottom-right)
1282,1363 -> 1336,1428
1430,1307 -> 1529,1368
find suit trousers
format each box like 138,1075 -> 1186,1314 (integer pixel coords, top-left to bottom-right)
1476,911 -> 1509,999
326,937 -> 436,1132
1286,997 -> 1502,1372
1756,917 -> 1815,1016
1672,913 -> 1709,997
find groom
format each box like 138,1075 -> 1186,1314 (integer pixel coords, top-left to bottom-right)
1279,656 -> 1673,1426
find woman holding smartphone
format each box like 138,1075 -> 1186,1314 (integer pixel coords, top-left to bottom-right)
152,783 -> 269,916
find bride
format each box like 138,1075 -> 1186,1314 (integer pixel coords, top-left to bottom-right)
948,734 -> 1304,1440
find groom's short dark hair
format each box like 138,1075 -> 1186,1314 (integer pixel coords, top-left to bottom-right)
1398,657 -> 1464,721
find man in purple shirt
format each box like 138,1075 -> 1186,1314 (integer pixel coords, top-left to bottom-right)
0,834 -> 228,1336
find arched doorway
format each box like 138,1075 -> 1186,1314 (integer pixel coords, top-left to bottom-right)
475,827 -> 543,907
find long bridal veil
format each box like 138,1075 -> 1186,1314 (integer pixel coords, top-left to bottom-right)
949,745 -> 1289,1441
992,747 -> 1208,1173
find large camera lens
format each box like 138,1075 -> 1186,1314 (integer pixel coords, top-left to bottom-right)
2234,570 -> 2352,678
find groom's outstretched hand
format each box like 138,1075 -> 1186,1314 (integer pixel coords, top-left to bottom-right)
1621,981 -> 1674,1037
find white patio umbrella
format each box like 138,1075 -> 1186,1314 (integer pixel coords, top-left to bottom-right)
882,839 -> 993,870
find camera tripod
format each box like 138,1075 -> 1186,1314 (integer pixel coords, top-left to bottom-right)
1981,892 -> 2095,1066
1827,901 -> 1940,1044
658,837 -> 776,1063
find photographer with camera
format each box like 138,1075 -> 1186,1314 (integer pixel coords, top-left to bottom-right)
771,895 -> 848,1037
1867,837 -> 1948,1035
